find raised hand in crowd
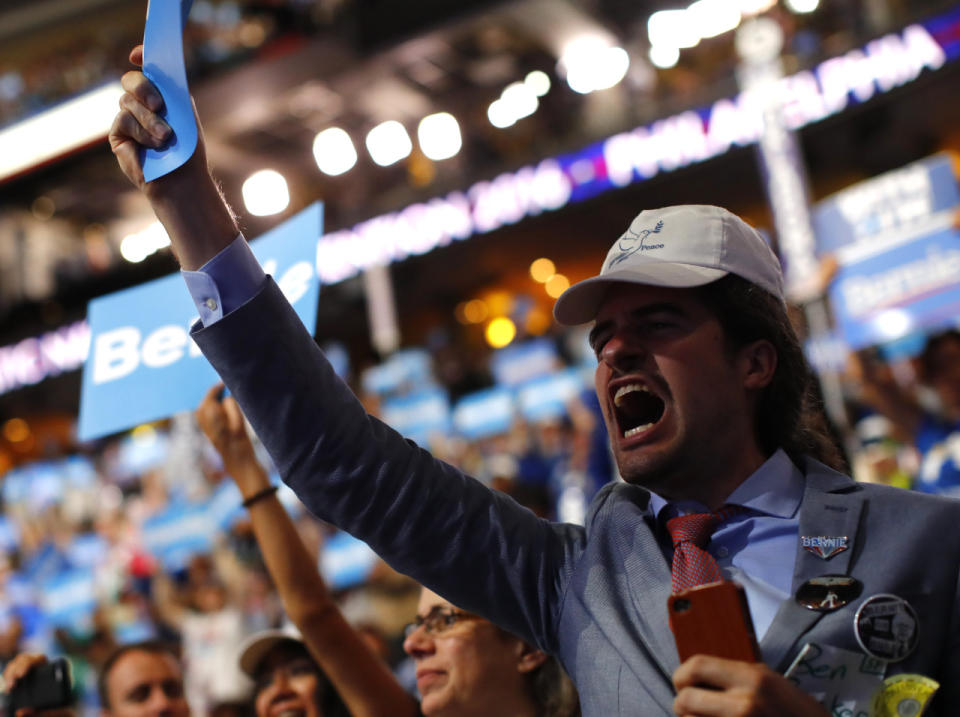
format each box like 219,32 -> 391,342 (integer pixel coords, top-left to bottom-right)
109,45 -> 237,271
196,385 -> 420,717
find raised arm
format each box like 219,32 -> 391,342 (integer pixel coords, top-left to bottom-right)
109,45 -> 237,270
196,386 -> 419,717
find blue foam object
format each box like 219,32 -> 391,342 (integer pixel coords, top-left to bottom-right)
140,0 -> 198,182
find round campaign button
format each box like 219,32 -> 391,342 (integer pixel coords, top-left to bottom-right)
854,594 -> 919,663
796,575 -> 863,612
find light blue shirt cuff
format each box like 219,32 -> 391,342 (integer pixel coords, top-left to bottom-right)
182,235 -> 266,326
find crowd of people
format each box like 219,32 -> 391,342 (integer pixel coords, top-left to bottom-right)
0,295 -> 956,716
2,9 -> 960,713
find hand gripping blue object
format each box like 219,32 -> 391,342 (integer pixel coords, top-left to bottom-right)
140,0 -> 197,183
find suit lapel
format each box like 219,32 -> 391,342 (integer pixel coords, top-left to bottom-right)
760,464 -> 864,671
616,492 -> 681,685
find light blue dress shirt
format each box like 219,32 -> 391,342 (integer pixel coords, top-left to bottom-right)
182,235 -> 264,326
648,449 -> 803,641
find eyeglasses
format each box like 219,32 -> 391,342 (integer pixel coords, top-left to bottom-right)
403,606 -> 482,638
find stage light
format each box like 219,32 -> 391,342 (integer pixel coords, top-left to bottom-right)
648,10 -> 699,50
545,274 -> 570,298
366,121 -> 412,167
120,222 -> 170,263
460,299 -> 489,324
418,112 -> 462,161
525,70 -> 551,97
530,258 -> 556,283
242,169 -> 290,216
739,0 -> 777,16
561,39 -> 630,94
488,99 -> 516,129
649,44 -> 681,69
313,127 -> 357,176
0,81 -> 123,182
785,0 -> 819,13
2,418 -> 30,443
501,82 -> 539,120
486,317 -> 517,348
688,0 -> 741,39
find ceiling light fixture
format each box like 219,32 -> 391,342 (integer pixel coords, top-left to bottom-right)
418,112 -> 462,161
366,121 -> 412,167
313,127 -> 357,176
242,169 -> 290,216
785,0 -> 819,13
0,81 -> 123,183
560,38 -> 631,94
524,70 -> 551,97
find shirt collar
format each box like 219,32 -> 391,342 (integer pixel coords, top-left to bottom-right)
647,448 -> 804,520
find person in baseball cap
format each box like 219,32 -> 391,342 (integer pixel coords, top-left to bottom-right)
553,205 -> 784,325
238,628 -> 352,717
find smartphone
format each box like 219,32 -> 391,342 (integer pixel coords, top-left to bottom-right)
668,582 -> 760,663
6,658 -> 73,713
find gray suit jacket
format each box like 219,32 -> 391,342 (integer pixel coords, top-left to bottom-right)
194,278 -> 960,715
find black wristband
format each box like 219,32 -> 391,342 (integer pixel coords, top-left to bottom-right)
242,484 -> 278,508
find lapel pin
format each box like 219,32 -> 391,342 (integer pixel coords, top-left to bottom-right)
801,535 -> 849,560
854,594 -> 919,663
870,673 -> 939,717
796,575 -> 863,612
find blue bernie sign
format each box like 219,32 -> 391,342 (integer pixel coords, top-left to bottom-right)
321,531 -> 378,591
41,569 -> 97,634
814,155 -> 960,348
491,338 -> 559,387
452,386 -> 514,440
78,203 -> 322,440
141,500 -> 215,572
516,369 -> 588,423
381,388 -> 450,446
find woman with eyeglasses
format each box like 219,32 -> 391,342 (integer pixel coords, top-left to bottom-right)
403,590 -> 579,717
197,386 -> 579,717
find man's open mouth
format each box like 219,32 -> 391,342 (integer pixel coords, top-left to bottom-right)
613,383 -> 665,438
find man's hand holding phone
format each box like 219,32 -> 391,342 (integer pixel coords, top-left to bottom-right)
668,583 -> 828,716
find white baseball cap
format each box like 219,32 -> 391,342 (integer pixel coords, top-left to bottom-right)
237,627 -> 306,678
553,205 -> 784,325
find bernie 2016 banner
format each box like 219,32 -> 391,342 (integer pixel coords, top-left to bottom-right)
814,154 -> 960,349
77,202 -> 322,440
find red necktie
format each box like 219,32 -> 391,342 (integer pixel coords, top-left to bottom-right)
666,506 -> 741,593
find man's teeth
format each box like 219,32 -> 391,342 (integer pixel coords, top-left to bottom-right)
624,424 -> 653,438
614,383 -> 651,406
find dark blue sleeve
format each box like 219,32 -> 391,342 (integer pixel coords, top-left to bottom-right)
192,277 -> 586,652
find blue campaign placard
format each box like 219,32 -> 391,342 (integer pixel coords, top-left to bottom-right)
829,224 -> 960,348
812,153 -> 960,255
381,388 -> 450,445
41,569 -> 97,634
321,530 -> 378,591
141,0 -> 198,182
516,368 -> 586,423
78,203 -> 322,440
491,338 -> 559,387
452,386 -> 514,440
141,500 -> 215,572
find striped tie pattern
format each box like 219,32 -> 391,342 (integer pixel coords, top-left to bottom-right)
666,506 -> 741,593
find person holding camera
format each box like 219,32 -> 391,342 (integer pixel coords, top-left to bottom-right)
3,643 -> 188,717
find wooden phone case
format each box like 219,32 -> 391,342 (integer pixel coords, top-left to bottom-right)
668,581 -> 761,663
